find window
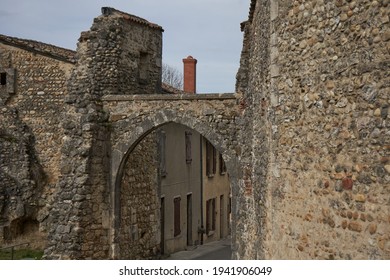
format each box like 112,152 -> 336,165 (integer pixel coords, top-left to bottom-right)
0,68 -> 15,93
139,52 -> 149,83
206,139 -> 216,177
174,197 -> 181,237
219,153 -> 227,175
185,131 -> 192,164
0,72 -> 6,85
206,198 -> 216,235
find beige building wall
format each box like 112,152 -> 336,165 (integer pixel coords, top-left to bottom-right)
159,123 -> 202,255
202,138 -> 231,244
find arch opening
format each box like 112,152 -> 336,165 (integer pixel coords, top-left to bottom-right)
111,121 -> 238,260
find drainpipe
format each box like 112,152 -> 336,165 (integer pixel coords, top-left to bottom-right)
199,135 -> 204,245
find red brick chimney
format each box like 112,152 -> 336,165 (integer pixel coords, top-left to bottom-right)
183,56 -> 197,93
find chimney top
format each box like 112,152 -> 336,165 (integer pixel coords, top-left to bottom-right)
183,56 -> 197,63
183,55 -> 197,93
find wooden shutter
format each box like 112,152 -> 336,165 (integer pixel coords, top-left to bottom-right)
185,131 -> 192,164
174,197 -> 181,237
212,146 -> 217,175
206,199 -> 210,234
219,153 -> 226,174
212,198 -> 216,231
206,140 -> 211,176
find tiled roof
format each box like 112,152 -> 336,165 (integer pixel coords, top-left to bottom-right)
101,7 -> 164,31
0,34 -> 77,63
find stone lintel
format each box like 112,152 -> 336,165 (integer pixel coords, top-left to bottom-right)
102,93 -> 237,102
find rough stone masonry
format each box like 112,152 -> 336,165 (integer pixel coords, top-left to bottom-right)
237,0 -> 389,259
0,1 -> 389,260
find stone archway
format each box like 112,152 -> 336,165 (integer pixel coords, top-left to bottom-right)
107,100 -> 243,259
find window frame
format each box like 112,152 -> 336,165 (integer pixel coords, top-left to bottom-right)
206,140 -> 217,177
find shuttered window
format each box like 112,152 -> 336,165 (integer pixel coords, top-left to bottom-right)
206,198 -> 216,234
206,140 -> 217,177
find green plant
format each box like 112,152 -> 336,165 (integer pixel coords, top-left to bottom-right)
0,248 -> 44,260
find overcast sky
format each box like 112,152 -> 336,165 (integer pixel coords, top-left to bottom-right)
0,0 -> 250,93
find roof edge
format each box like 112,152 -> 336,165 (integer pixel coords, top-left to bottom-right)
101,7 -> 164,32
0,34 -> 77,64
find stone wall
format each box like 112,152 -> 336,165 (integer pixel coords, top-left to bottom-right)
0,38 -> 74,186
76,7 -> 163,97
238,0 -> 390,259
105,94 -> 242,259
0,108 -> 45,243
45,8 -> 165,259
4,1 -> 387,260
119,132 -> 160,259
0,36 -> 74,245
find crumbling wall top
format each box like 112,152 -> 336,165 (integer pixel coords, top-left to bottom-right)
101,7 -> 164,31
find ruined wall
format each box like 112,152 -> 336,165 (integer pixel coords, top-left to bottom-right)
119,132 -> 160,259
75,7 -> 163,96
0,38 -> 74,245
45,8 -> 164,259
239,0 -> 390,259
0,41 -> 74,186
118,12 -> 163,94
0,109 -> 45,244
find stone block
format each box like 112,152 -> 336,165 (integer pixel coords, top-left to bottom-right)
342,178 -> 353,190
355,194 -> 366,203
348,222 -> 362,232
368,224 -> 377,235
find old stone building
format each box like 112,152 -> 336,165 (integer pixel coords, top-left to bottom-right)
0,0 -> 389,260
0,34 -> 75,245
236,0 -> 389,259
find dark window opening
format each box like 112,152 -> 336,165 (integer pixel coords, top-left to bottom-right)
0,72 -> 6,85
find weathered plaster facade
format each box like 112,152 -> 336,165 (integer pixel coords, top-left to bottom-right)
157,123 -> 203,255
